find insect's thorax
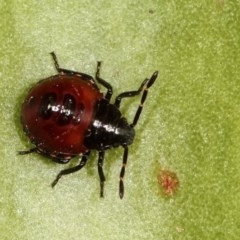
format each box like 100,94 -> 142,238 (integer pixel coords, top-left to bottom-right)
84,99 -> 135,150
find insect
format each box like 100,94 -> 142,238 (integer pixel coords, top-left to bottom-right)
19,52 -> 158,198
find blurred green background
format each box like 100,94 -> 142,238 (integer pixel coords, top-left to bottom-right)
1,1 -> 240,239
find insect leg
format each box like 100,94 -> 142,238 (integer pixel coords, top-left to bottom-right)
95,61 -> 113,101
114,78 -> 148,108
119,145 -> 128,199
130,71 -> 158,127
51,150 -> 90,188
18,147 -> 38,155
50,52 -> 94,80
97,151 -> 106,198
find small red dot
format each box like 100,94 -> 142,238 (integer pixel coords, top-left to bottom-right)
157,170 -> 179,197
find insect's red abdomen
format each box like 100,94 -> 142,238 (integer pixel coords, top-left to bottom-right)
21,74 -> 103,158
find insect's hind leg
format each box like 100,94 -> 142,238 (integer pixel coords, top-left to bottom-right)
50,52 -> 94,80
18,147 -> 38,155
51,151 -> 91,188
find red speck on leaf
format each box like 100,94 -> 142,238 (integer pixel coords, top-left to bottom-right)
158,170 -> 179,197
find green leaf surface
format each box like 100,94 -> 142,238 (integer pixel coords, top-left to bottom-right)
1,1 -> 240,239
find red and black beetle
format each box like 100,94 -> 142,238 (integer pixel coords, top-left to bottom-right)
19,52 -> 158,198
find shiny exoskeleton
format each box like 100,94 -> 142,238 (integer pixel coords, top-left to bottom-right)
19,52 -> 158,199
